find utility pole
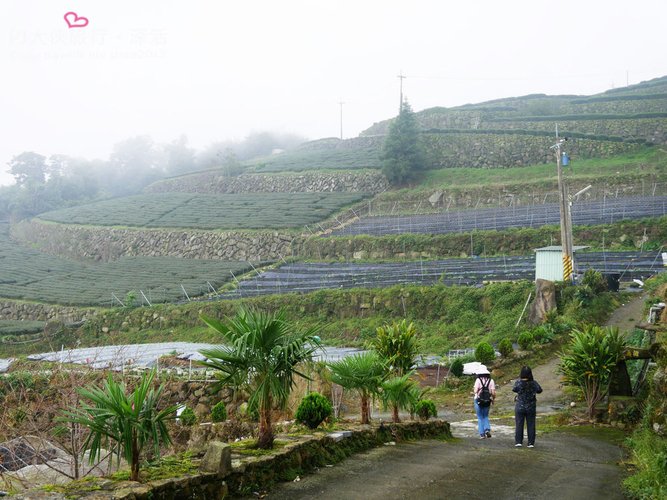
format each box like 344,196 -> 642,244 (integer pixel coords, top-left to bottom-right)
550,128 -> 573,281
397,71 -> 406,111
338,101 -> 344,140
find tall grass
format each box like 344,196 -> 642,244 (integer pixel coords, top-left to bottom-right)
624,428 -> 667,499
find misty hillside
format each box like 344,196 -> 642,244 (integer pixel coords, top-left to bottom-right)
185,75 -> 665,178
2,76 -> 666,309
361,74 -> 667,136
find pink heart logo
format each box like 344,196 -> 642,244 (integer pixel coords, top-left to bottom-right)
64,12 -> 89,28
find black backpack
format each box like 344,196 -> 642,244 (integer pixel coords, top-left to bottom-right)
477,378 -> 492,407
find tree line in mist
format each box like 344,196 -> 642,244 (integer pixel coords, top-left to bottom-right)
0,131 -> 306,221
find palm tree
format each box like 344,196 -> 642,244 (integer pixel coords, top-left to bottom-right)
559,325 -> 625,419
370,320 -> 419,376
199,308 -> 321,449
60,369 -> 175,482
328,352 -> 385,424
381,372 -> 420,423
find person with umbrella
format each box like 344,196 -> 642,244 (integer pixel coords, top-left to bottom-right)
473,365 -> 496,438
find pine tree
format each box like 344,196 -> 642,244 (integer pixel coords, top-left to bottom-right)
381,100 -> 425,185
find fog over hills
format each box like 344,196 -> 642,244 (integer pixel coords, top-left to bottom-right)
2,0 -> 667,186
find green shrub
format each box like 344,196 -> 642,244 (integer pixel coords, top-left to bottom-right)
475,342 -> 496,365
179,406 -> 197,427
414,399 -> 437,421
294,392 -> 333,429
581,268 -> 608,295
573,285 -> 595,305
623,429 -> 667,499
559,325 -> 626,419
498,338 -> 513,357
555,281 -> 576,310
517,331 -> 535,350
370,320 -> 419,376
211,401 -> 228,423
449,358 -> 464,377
532,326 -> 555,344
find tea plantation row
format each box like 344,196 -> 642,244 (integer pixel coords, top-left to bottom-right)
0,224 -> 251,306
37,192 -> 367,230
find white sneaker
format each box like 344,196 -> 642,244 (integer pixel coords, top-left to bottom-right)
527,444 -> 534,448
515,443 -> 522,447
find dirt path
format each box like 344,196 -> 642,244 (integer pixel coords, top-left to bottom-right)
493,355 -> 565,415
604,292 -> 648,330
261,294 -> 649,499
493,291 -> 649,416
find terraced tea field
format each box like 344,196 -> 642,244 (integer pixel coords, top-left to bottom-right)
37,192 -> 367,230
217,251 -> 664,298
332,195 -> 667,236
246,142 -> 382,173
0,223 -> 251,306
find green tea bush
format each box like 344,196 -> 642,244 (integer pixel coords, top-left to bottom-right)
414,399 -> 437,421
39,192 -> 366,230
0,225 -> 253,306
475,342 -> 496,365
498,338 -> 513,357
449,358 -> 464,377
517,331 -> 535,350
211,401 -> 228,423
179,406 -> 197,427
294,392 -> 333,429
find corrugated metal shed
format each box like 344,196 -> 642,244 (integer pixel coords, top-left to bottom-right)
534,246 -> 588,281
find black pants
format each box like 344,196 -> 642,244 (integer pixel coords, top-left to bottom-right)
515,406 -> 536,445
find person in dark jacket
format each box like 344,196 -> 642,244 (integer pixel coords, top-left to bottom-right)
512,365 -> 542,448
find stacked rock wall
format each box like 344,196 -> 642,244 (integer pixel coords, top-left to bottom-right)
146,171 -> 388,195
12,220 -> 304,263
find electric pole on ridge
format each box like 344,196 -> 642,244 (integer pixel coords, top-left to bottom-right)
550,127 -> 574,281
397,71 -> 406,110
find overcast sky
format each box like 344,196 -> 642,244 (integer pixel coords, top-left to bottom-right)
1,0 -> 666,186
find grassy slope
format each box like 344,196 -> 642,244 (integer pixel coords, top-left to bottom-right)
377,147 -> 666,201
422,148 -> 663,187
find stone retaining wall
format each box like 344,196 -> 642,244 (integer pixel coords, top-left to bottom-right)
14,420 -> 451,499
0,300 -> 94,323
12,220 -> 305,263
363,96 -> 667,137
486,118 -> 667,144
146,171 -> 388,195
421,133 -> 643,168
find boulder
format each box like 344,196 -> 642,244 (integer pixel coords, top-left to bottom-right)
428,191 -> 444,206
199,441 -> 232,475
528,279 -> 556,325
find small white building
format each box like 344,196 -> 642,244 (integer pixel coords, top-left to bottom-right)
534,245 -> 588,282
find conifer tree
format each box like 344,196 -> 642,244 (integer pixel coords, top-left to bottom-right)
381,100 -> 425,185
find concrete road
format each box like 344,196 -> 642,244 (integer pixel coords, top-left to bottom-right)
260,422 -> 625,500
